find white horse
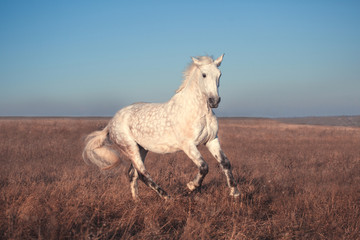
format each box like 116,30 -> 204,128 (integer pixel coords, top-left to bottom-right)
83,54 -> 240,200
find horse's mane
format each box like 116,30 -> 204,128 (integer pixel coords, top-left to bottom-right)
176,56 -> 214,93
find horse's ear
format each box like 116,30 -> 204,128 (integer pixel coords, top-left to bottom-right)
214,54 -> 224,67
191,57 -> 201,66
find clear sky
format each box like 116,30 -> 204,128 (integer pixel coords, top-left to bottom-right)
1,1 -> 359,117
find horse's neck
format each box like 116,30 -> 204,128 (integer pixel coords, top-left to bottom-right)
170,75 -> 210,118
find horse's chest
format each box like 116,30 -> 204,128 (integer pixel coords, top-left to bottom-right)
193,116 -> 217,145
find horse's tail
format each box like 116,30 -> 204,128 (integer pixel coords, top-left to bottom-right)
82,126 -> 121,170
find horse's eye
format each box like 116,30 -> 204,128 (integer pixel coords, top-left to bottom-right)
202,73 -> 207,78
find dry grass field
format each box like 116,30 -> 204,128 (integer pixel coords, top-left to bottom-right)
0,117 -> 359,239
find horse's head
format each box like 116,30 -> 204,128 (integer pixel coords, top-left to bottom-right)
192,54 -> 224,108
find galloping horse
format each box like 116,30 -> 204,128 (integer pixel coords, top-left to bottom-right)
83,54 -> 240,200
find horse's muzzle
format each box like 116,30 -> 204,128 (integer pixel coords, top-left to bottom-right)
208,97 -> 221,108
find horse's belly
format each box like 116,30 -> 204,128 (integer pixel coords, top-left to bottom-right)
143,143 -> 180,154
130,122 -> 179,153
132,132 -> 179,153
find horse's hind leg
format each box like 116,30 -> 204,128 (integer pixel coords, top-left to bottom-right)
127,146 -> 148,201
206,138 -> 240,197
124,143 -> 169,200
128,164 -> 139,201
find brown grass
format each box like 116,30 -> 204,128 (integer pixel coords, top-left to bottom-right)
0,117 -> 359,239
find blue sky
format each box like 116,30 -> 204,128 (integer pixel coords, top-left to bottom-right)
1,1 -> 359,117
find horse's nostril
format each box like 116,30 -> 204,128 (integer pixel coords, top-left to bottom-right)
208,97 -> 221,108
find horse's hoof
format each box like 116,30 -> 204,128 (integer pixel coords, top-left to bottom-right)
187,182 -> 197,191
230,188 -> 240,198
132,195 -> 140,202
163,195 -> 171,201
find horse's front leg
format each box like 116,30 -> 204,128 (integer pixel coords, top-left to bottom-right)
206,138 -> 240,197
183,144 -> 209,192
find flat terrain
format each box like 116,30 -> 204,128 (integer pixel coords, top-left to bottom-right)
0,117 -> 359,239
277,115 -> 360,127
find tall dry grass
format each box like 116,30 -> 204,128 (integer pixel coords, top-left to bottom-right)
0,117 -> 359,239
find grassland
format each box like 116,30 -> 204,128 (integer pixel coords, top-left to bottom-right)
0,117 -> 359,239
277,115 -> 360,127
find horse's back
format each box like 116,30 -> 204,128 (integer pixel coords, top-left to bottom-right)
109,102 -> 180,153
